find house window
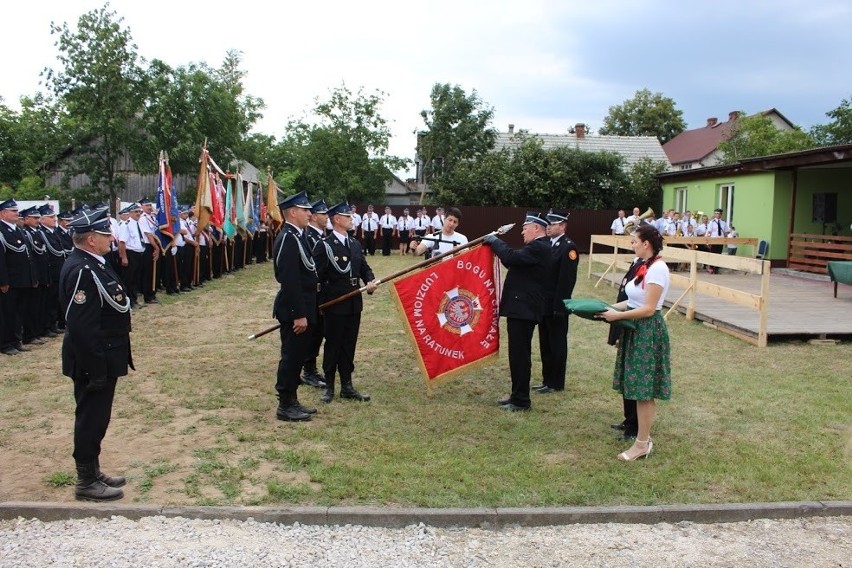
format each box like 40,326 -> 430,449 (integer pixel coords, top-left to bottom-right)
679,164 -> 692,170
675,187 -> 688,212
719,184 -> 734,224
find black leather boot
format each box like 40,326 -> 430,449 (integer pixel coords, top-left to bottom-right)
95,457 -> 126,488
340,378 -> 370,402
276,394 -> 312,422
75,461 -> 124,502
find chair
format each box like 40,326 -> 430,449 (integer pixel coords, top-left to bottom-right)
756,239 -> 768,260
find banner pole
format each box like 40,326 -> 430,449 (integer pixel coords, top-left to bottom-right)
247,222 -> 516,340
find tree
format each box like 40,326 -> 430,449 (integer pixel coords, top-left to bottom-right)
718,113 -> 816,164
811,95 -> 852,145
418,83 -> 497,185
279,84 -> 409,203
623,157 -> 669,213
599,88 -> 686,144
140,52 -> 265,175
45,3 -> 146,206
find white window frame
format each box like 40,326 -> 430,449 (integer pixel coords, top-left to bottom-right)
675,187 -> 688,213
719,184 -> 734,224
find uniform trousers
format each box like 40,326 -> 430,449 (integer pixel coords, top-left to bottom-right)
21,287 -> 41,342
180,245 -> 196,288
539,313 -> 569,390
122,250 -> 143,305
381,228 -> 393,256
211,243 -> 223,277
141,244 -> 157,301
363,232 -> 376,256
31,283 -> 49,338
322,313 -> 361,383
304,310 -> 324,372
276,323 -> 312,402
72,376 -> 117,463
506,318 -> 537,408
0,287 -> 26,349
199,245 -> 211,282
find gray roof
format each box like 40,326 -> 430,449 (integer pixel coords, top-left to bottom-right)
494,132 -> 671,170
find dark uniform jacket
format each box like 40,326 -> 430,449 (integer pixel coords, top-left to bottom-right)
59,248 -> 133,382
40,226 -> 66,285
0,221 -> 36,288
490,236 -> 551,322
546,234 -> 579,315
22,225 -> 49,286
272,223 -> 318,324
313,233 -> 374,316
306,225 -> 325,250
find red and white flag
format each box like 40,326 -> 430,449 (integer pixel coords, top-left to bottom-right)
392,245 -> 501,385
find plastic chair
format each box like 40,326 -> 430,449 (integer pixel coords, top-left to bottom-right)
756,240 -> 768,260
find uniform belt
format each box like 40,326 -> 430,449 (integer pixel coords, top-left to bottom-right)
349,278 -> 359,286
317,283 -> 322,292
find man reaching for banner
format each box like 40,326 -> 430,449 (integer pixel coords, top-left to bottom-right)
314,202 -> 378,404
483,212 -> 551,411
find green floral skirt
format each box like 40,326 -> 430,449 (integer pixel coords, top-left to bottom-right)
612,311 -> 671,400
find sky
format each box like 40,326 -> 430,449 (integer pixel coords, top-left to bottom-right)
2,0 -> 850,178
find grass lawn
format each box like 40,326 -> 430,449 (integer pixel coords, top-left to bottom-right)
1,252 -> 849,507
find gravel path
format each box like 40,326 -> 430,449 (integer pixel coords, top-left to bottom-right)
1,515 -> 849,567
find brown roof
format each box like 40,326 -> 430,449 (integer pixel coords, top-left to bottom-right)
662,109 -> 796,166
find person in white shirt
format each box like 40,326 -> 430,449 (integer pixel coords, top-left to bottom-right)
706,208 -> 729,273
682,210 -> 697,231
414,207 -> 467,259
726,225 -> 739,256
349,204 -> 361,240
611,209 -> 627,235
625,207 -> 641,227
396,208 -> 415,255
117,203 -> 146,308
431,206 -> 445,233
413,208 -> 431,243
360,204 -> 379,256
379,206 -> 397,256
137,198 -> 160,304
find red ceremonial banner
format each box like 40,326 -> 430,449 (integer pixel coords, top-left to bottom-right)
392,245 -> 502,385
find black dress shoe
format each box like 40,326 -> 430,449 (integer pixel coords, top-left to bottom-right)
610,422 -> 626,431
14,343 -> 31,352
276,405 -> 312,422
295,402 -> 317,415
498,398 -> 512,406
536,386 -> 562,394
499,402 -> 531,412
320,390 -> 334,404
301,372 -> 326,389
340,388 -> 370,401
531,384 -> 547,391
43,330 -> 59,338
23,337 -> 46,345
145,298 -> 159,304
1,347 -> 20,356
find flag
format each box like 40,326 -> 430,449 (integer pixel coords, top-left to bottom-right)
266,172 -> 282,229
235,174 -> 246,233
257,183 -> 267,225
209,172 -> 224,228
212,175 -> 226,228
155,154 -> 180,249
244,182 -> 257,236
223,178 -> 237,239
194,148 -> 213,233
392,245 -> 502,385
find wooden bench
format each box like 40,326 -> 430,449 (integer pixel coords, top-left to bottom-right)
827,261 -> 852,298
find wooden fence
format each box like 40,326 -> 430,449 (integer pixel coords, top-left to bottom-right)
788,233 -> 852,274
588,235 -> 771,347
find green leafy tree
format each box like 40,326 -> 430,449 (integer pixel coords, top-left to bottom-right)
44,3 -> 146,205
599,88 -> 686,144
140,51 -> 264,175
811,95 -> 852,145
418,83 -> 497,185
623,157 -> 668,212
718,113 -> 816,164
280,84 -> 408,203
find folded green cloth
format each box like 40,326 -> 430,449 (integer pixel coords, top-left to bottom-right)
563,298 -> 637,330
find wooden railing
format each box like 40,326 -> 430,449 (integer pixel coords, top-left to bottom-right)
788,233 -> 852,274
589,235 -> 771,347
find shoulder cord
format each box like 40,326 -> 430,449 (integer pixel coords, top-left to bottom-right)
64,266 -> 131,321
0,229 -> 27,253
40,229 -> 66,257
321,240 -> 352,275
275,232 -> 316,272
23,229 -> 45,255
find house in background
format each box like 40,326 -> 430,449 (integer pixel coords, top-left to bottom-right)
414,123 -> 671,199
663,109 -> 796,171
658,143 -> 852,266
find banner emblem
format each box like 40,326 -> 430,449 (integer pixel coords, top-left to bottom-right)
437,288 -> 481,336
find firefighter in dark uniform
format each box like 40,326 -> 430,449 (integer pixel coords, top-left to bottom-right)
272,191 -> 319,422
314,202 -> 378,404
0,199 -> 37,355
20,206 -> 50,344
56,210 -> 76,330
483,212 -> 551,411
534,210 -> 579,394
60,207 -> 133,501
38,204 -> 67,336
301,199 -> 329,389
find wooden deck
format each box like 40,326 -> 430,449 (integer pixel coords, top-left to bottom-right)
594,269 -> 852,341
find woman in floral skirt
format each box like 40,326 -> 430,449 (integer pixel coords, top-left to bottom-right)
600,224 -> 671,461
